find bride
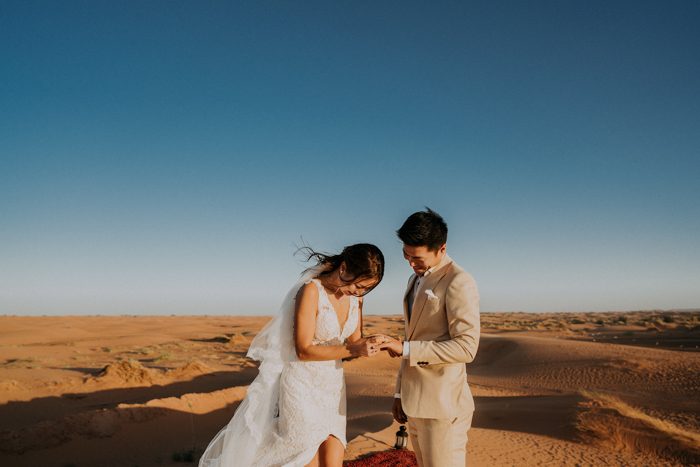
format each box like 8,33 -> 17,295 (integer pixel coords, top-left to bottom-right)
199,243 -> 389,467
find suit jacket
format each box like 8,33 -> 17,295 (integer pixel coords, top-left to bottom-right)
395,254 -> 480,419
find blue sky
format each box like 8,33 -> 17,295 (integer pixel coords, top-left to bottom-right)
1,1 -> 699,315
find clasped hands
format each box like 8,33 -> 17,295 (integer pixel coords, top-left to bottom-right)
347,334 -> 403,358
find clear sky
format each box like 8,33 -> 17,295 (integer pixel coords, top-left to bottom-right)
1,1 -> 699,315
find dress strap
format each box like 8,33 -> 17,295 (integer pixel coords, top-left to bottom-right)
311,278 -> 322,291
350,295 -> 359,314
307,279 -> 330,306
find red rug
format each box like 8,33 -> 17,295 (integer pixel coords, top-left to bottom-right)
344,449 -> 418,466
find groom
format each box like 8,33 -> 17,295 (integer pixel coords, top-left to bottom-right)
381,208 -> 480,467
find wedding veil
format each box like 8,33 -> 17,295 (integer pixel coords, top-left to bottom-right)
198,265 -> 323,467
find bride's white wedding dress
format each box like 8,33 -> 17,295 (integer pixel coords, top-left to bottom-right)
199,274 -> 359,467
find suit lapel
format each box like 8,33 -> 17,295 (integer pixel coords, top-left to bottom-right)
407,255 -> 452,340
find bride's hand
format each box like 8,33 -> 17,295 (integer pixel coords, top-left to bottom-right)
346,338 -> 381,358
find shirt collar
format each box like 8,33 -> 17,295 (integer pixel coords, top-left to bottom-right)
418,254 -> 452,280
417,261 -> 439,280
419,253 -> 451,279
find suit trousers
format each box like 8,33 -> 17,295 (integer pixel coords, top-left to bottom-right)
407,411 -> 473,467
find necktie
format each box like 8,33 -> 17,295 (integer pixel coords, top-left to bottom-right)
407,276 -> 420,321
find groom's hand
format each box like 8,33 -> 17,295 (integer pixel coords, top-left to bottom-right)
379,338 -> 403,358
392,398 -> 408,423
366,334 -> 391,345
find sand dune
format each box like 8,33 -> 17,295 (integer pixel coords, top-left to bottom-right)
1,312 -> 698,466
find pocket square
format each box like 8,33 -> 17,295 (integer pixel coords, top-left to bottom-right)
424,289 -> 438,300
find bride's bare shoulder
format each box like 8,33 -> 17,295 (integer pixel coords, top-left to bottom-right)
296,281 -> 319,301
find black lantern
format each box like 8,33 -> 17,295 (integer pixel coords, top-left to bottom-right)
394,425 -> 408,449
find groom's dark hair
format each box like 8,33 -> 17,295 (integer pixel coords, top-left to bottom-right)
397,207 -> 448,252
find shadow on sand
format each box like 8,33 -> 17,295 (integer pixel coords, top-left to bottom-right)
1,374 -> 588,467
0,368 -> 258,431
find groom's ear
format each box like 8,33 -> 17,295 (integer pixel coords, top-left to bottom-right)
438,244 -> 447,255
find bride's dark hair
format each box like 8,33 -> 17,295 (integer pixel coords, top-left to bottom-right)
298,243 -> 384,294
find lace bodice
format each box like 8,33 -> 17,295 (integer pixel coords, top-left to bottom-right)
307,279 -> 359,346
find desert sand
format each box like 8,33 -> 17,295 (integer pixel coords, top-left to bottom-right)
1,311 -> 698,466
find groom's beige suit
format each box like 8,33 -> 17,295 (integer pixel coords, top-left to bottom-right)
395,254 -> 480,466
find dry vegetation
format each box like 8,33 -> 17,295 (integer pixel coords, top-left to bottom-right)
481,310 -> 700,352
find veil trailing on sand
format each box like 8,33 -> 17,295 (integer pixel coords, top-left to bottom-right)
198,265 -> 323,467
